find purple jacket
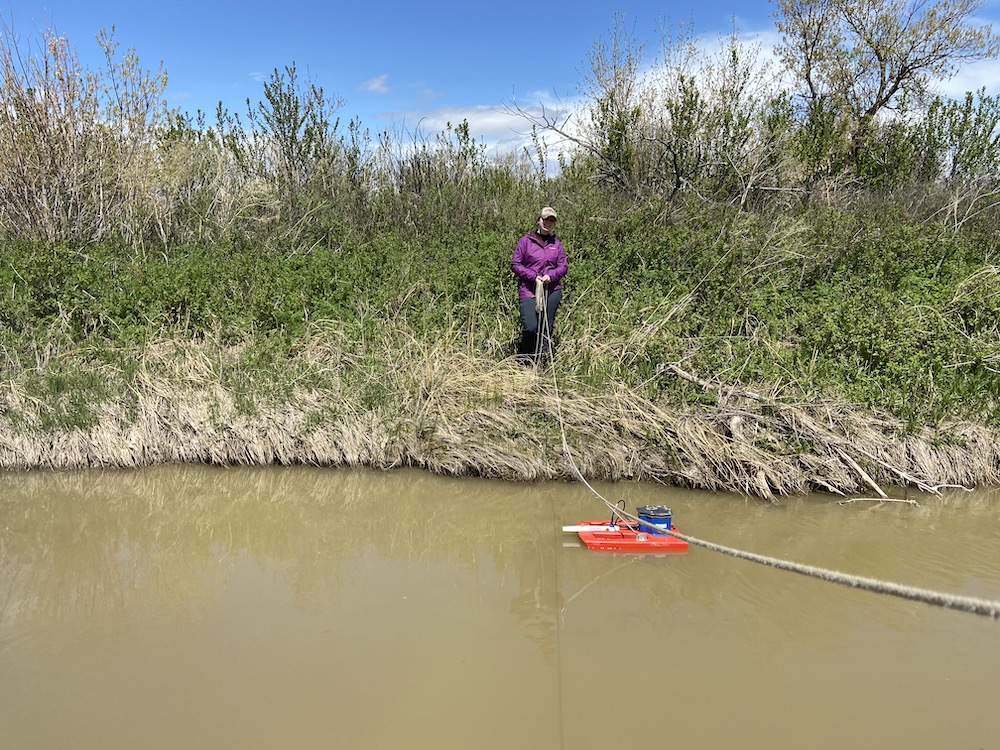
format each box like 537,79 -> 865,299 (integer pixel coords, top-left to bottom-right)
511,231 -> 568,299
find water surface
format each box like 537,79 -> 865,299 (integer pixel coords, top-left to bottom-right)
1,466 -> 998,749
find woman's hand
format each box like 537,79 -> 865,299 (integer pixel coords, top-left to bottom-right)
539,274 -> 551,285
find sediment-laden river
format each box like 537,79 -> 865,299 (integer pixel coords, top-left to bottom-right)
1,465 -> 998,749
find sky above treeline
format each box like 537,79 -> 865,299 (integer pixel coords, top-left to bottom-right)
8,0 -> 1000,154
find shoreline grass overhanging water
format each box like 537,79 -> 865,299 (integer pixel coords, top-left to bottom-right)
2,271 -> 999,501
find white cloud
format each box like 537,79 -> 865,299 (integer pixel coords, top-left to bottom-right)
685,26 -> 1000,104
408,81 -> 438,98
935,57 -> 1000,99
372,95 -> 583,160
360,74 -> 390,94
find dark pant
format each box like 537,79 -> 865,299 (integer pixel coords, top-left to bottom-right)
517,289 -> 561,364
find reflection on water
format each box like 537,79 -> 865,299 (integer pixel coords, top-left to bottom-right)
1,466 -> 999,750
509,534 -> 562,658
1,466 -> 553,627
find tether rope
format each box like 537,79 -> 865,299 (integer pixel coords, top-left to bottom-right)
539,325 -> 1000,621
534,277 -> 549,363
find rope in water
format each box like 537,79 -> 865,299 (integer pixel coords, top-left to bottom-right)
540,338 -> 1000,621
603,500 -> 1000,620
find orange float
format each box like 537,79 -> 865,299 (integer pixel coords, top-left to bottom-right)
563,506 -> 688,552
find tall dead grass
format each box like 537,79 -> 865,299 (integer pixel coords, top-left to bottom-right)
2,326 -> 998,500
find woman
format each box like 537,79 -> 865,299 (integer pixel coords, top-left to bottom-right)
511,206 -> 568,365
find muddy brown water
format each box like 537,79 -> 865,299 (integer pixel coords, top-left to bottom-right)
1,465 -> 998,749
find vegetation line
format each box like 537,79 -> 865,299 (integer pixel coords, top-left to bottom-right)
2,330 -> 998,500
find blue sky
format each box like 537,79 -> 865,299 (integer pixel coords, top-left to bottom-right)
7,0 -> 1000,155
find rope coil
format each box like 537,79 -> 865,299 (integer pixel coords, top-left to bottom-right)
533,278 -> 549,362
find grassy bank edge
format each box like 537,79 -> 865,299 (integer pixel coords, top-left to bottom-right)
3,332 -> 997,501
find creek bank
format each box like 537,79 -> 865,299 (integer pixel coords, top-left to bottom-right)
3,353 -> 997,501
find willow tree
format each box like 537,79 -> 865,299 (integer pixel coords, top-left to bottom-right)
574,14 -> 645,192
774,0 -> 1000,178
0,26 -> 169,246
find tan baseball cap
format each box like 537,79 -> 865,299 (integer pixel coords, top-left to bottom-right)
539,207 -> 558,219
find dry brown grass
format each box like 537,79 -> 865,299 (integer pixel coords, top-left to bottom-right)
2,329 -> 999,501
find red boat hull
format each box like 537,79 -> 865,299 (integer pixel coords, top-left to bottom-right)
575,519 -> 688,553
